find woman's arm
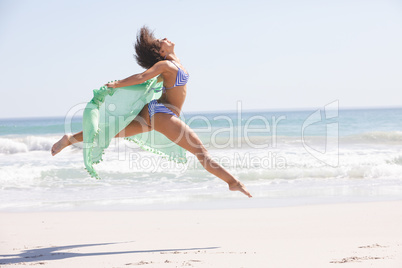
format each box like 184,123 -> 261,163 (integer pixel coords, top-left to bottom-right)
105,61 -> 167,88
157,74 -> 164,83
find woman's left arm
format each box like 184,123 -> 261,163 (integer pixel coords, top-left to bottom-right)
105,61 -> 167,88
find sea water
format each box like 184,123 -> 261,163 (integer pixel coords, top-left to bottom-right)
1,106 -> 402,211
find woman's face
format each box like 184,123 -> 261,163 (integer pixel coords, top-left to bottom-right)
157,38 -> 174,55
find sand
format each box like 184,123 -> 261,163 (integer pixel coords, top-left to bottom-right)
1,201 -> 401,267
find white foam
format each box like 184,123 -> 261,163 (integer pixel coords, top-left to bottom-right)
1,133 -> 402,211
341,131 -> 402,144
0,136 -> 57,154
0,138 -> 28,154
23,136 -> 54,151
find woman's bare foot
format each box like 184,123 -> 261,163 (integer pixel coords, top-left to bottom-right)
51,134 -> 72,156
229,180 -> 252,198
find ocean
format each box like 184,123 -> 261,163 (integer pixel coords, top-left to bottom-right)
1,105 -> 402,211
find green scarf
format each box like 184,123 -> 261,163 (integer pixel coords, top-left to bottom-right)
82,77 -> 188,179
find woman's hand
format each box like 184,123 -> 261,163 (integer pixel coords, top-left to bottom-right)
105,81 -> 119,88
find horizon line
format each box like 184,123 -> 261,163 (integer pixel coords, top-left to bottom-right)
1,104 -> 402,120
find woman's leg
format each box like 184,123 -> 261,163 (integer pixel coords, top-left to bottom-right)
51,105 -> 153,156
51,132 -> 82,156
152,113 -> 252,197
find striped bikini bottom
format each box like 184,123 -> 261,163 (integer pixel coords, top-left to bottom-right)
148,99 -> 178,123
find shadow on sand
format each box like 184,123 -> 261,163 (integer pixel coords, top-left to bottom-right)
0,241 -> 220,265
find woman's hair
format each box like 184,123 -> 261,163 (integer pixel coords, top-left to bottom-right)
134,26 -> 163,69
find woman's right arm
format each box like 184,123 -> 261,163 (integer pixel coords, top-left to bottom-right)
105,61 -> 167,88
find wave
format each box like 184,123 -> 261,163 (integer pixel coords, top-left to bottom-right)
1,146 -> 402,212
2,130 -> 402,155
0,136 -> 56,154
2,154 -> 402,187
341,131 -> 402,144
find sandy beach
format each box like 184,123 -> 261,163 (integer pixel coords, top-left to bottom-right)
1,201 -> 401,267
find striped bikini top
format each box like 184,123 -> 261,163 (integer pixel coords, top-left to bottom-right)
157,60 -> 189,93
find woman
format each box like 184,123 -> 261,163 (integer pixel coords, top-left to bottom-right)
51,26 -> 252,198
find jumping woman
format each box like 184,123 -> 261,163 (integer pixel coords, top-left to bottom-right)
51,26 -> 252,198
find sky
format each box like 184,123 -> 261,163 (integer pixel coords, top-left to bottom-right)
1,0 -> 401,118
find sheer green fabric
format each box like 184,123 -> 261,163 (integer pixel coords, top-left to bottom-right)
82,77 -> 188,179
